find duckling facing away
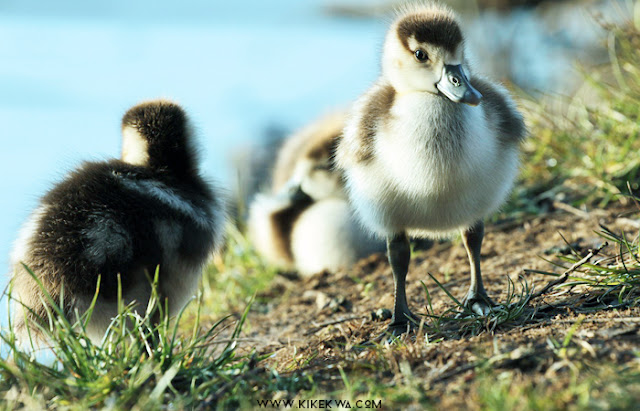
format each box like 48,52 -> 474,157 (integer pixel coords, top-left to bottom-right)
336,3 -> 526,335
10,100 -> 226,343
248,112 -> 383,276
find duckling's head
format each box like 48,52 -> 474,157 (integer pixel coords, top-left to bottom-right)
382,3 -> 482,105
121,100 -> 198,174
271,111 -> 346,202
290,135 -> 344,202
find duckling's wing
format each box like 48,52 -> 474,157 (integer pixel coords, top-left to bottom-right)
471,77 -> 527,145
337,81 -> 396,167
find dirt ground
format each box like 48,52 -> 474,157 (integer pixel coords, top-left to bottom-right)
223,205 -> 640,406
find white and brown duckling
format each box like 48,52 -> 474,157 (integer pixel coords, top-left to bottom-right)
248,112 -> 383,276
10,100 -> 226,344
336,3 -> 526,335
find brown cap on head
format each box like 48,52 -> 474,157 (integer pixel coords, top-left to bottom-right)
121,99 -> 198,174
395,6 -> 463,53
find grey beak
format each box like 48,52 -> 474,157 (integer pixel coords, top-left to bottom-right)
436,64 -> 482,106
283,183 -> 313,205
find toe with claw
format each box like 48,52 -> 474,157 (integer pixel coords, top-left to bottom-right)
459,290 -> 496,317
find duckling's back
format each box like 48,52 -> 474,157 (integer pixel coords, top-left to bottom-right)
10,101 -> 226,343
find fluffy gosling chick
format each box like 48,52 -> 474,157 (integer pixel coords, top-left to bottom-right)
336,3 -> 526,335
249,112 -> 382,276
10,100 -> 226,343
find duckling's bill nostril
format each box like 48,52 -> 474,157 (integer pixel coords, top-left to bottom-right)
437,64 -> 482,105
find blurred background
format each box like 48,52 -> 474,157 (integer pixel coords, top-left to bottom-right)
0,0 -> 633,282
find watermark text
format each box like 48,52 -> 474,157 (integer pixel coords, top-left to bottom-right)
256,399 -> 382,409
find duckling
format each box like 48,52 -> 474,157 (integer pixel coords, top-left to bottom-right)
10,100 -> 226,344
248,112 -> 383,276
336,3 -> 526,335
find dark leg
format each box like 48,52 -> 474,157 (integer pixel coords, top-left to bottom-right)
460,221 -> 495,316
385,232 -> 418,335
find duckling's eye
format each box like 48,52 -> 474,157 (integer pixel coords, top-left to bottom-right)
414,49 -> 428,62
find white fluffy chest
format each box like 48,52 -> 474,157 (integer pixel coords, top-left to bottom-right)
376,95 -> 494,196
345,94 -> 519,236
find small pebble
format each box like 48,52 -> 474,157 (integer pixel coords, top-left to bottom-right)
328,295 -> 351,313
371,308 -> 392,321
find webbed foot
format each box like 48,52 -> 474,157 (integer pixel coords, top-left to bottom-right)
458,290 -> 495,317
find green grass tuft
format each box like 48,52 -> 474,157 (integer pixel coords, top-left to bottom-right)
0,266 -> 280,409
416,274 -> 535,339
498,13 -> 640,218
198,223 -> 279,320
530,220 -> 640,309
